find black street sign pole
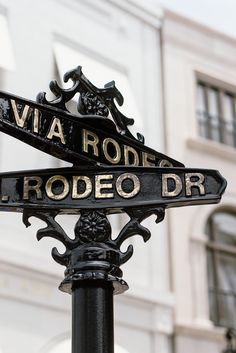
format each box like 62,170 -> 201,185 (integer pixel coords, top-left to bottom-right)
0,67 -> 227,353
72,279 -> 114,353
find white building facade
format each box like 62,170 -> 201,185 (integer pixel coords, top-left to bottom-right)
162,9 -> 236,353
0,1 -> 174,353
1,1 -> 235,353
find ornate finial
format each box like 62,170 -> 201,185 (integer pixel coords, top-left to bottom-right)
23,206 -> 165,294
36,66 -> 144,143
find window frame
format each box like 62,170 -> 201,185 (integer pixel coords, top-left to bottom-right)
206,210 -> 236,329
196,76 -> 236,148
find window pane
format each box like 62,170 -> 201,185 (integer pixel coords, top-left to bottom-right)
223,94 -> 234,146
196,79 -> 236,148
206,211 -> 236,329
216,290 -> 236,328
217,253 -> 236,328
207,88 -> 220,142
196,83 -> 207,138
218,253 -> 236,291
212,212 -> 236,247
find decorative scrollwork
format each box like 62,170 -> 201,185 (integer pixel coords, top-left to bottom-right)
23,206 -> 165,294
36,66 -> 144,143
113,207 -> 165,265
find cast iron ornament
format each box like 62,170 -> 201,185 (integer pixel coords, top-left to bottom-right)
75,210 -> 111,243
37,66 -> 142,143
23,207 -> 165,294
0,66 -> 227,297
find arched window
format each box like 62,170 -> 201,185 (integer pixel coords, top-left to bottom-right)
206,210 -> 236,328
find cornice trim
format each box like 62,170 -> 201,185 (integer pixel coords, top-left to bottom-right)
187,137 -> 236,164
108,0 -> 163,28
164,9 -> 236,45
175,322 -> 225,341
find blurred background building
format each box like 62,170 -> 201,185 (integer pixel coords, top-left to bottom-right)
0,0 -> 235,352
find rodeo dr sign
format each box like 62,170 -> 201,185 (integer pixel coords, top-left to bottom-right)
0,66 -> 226,214
0,167 -> 225,212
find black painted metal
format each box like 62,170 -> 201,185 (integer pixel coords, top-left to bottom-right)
72,281 -> 114,353
0,67 -> 184,168
23,208 -> 166,294
0,166 -> 227,213
24,209 -> 128,352
223,329 -> 236,353
0,67 -> 228,353
37,65 -> 136,143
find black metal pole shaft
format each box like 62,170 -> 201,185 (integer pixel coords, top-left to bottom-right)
72,280 -> 114,353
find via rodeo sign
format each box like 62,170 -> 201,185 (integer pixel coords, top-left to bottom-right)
0,66 -> 226,214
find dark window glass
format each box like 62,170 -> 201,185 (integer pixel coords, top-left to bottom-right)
206,211 -> 236,329
196,81 -> 236,147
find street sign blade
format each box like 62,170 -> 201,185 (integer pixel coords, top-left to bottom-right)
0,166 -> 226,214
0,91 -> 183,168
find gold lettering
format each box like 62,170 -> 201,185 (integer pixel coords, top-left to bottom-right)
10,99 -> 30,128
72,176 -> 92,199
82,129 -> 99,157
142,152 -> 156,166
185,173 -> 205,196
116,173 -> 140,199
46,175 -> 69,200
33,109 -> 40,133
162,174 -> 182,197
103,138 -> 121,164
159,160 -> 173,167
95,175 -> 114,199
124,145 -> 139,166
23,176 -> 43,200
47,117 -> 65,144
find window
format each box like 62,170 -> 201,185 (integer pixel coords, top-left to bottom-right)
206,211 -> 236,329
196,81 -> 236,147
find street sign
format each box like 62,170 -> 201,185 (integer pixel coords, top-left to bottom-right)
0,166 -> 226,213
0,67 -> 183,168
0,65 -> 228,353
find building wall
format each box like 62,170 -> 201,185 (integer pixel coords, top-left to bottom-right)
0,1 -> 173,352
162,10 -> 236,353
